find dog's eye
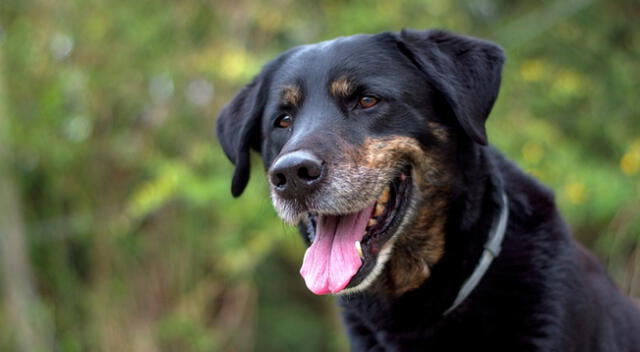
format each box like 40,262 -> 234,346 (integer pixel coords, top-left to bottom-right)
274,114 -> 293,128
358,96 -> 379,109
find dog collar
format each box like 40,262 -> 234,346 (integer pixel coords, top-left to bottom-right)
444,192 -> 509,315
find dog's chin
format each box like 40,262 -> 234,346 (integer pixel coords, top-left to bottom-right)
272,166 -> 418,294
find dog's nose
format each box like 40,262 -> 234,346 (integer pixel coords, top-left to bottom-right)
269,150 -> 325,198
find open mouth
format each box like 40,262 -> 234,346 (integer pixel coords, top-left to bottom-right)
300,166 -> 413,294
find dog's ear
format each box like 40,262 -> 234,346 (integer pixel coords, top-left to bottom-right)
397,29 -> 505,145
216,73 -> 268,197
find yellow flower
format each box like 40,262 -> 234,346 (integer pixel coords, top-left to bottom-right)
522,141 -> 544,164
620,140 -> 640,176
520,60 -> 545,82
220,48 -> 250,81
552,70 -> 584,96
564,180 -> 587,205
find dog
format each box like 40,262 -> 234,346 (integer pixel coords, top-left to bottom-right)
216,29 -> 640,351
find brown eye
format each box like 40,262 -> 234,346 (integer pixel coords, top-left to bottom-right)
274,114 -> 293,128
358,95 -> 379,109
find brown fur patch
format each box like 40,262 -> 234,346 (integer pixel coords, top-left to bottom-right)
329,76 -> 355,97
358,136 -> 449,188
428,121 -> 449,143
353,136 -> 451,296
281,85 -> 301,107
384,202 -> 448,295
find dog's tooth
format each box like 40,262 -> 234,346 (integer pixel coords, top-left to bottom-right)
355,241 -> 364,259
378,187 -> 390,204
367,218 -> 377,228
374,203 -> 386,217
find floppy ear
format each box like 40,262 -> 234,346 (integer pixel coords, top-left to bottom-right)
216,74 -> 267,197
397,29 -> 505,145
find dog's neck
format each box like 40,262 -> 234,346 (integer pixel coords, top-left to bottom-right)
444,188 -> 508,315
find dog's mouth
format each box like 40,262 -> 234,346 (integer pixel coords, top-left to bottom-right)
300,166 -> 413,295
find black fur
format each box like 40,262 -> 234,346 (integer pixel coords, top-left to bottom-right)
398,29 -> 504,145
216,29 -> 640,351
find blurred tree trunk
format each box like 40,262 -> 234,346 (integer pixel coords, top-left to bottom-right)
0,49 -> 54,352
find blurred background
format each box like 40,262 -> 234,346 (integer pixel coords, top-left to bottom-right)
0,0 -> 638,351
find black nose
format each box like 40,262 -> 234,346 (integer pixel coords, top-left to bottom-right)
269,151 -> 325,198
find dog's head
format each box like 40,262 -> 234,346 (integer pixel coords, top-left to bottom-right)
217,30 -> 504,296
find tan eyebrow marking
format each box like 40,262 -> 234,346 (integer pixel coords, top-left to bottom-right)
330,76 -> 355,97
427,122 -> 449,142
281,85 -> 301,107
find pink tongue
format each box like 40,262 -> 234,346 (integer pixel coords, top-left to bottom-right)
300,203 -> 375,295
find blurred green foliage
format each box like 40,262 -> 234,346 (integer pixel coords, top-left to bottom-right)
0,0 -> 638,351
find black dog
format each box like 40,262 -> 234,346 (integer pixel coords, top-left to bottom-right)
217,29 -> 640,351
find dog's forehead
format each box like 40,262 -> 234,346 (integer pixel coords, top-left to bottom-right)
273,34 -> 401,87
294,34 -> 374,60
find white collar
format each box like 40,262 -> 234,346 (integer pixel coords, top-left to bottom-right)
444,192 -> 509,315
